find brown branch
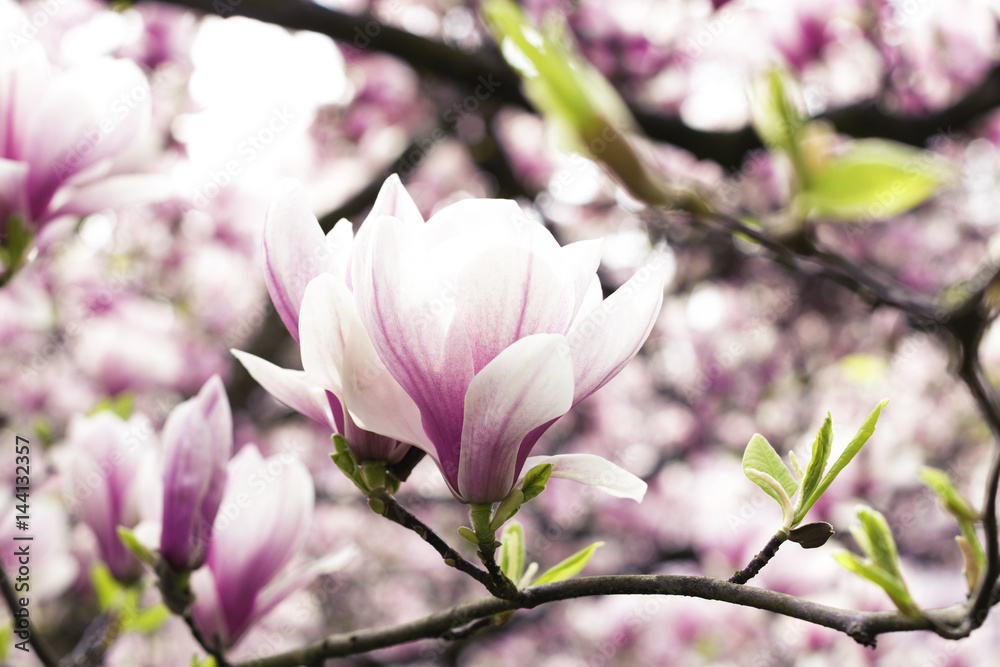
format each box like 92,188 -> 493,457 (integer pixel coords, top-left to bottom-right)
369,489 -> 493,591
235,574 -> 973,667
140,0 -> 1000,170
0,560 -> 60,667
729,531 -> 788,585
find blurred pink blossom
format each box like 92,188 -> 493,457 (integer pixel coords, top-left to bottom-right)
159,375 -> 232,571
189,444 -> 353,648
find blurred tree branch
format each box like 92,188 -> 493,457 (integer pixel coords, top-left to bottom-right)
143,0 -> 1000,168
0,562 -> 60,667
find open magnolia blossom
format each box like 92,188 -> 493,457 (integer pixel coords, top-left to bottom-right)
295,175 -> 665,504
232,179 -> 410,464
0,41 -> 171,229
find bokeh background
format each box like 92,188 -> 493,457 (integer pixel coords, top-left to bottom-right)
3,0 -> 1000,664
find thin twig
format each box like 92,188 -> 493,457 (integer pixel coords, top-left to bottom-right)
0,561 -> 60,667
729,531 -> 788,585
370,489 -> 492,590
58,612 -> 121,667
182,610 -> 230,667
956,360 -> 1000,629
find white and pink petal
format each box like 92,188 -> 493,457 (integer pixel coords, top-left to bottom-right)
521,453 -> 648,502
458,334 -> 575,503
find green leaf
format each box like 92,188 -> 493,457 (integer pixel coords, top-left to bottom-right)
521,463 -> 553,502
481,0 -> 692,209
482,0 -> 631,143
959,520 -> 987,577
956,535 -> 982,594
839,353 -> 888,384
742,434 -> 799,505
532,541 -> 604,586
799,140 -> 949,222
117,526 -> 155,567
834,551 -> 920,618
744,468 -> 794,523
918,467 -> 980,522
855,506 -> 901,578
805,400 -> 887,511
90,563 -> 122,612
750,69 -> 804,158
457,526 -> 479,545
127,604 -> 170,634
498,522 -> 526,584
792,414 -> 833,525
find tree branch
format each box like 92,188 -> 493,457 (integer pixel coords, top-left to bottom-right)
235,574 -> 972,666
0,560 -> 60,667
956,357 -> 1000,629
142,0 -> 1000,169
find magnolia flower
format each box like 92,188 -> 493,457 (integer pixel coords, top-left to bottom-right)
160,375 -> 232,571
189,445 -> 353,648
0,43 -> 170,229
232,179 -> 410,464
59,411 -> 162,582
299,175 -> 664,504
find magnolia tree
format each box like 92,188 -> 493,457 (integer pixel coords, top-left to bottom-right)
2,0 -> 1000,665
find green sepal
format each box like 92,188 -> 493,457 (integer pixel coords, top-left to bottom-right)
792,414 -> 833,525
531,541 -> 604,586
521,463 -> 553,503
742,434 -> 798,517
803,400 -> 887,513
117,526 -> 156,567
330,436 -> 371,494
191,656 -> 218,667
498,522 -> 526,584
918,467 -> 980,522
0,216 -> 34,286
